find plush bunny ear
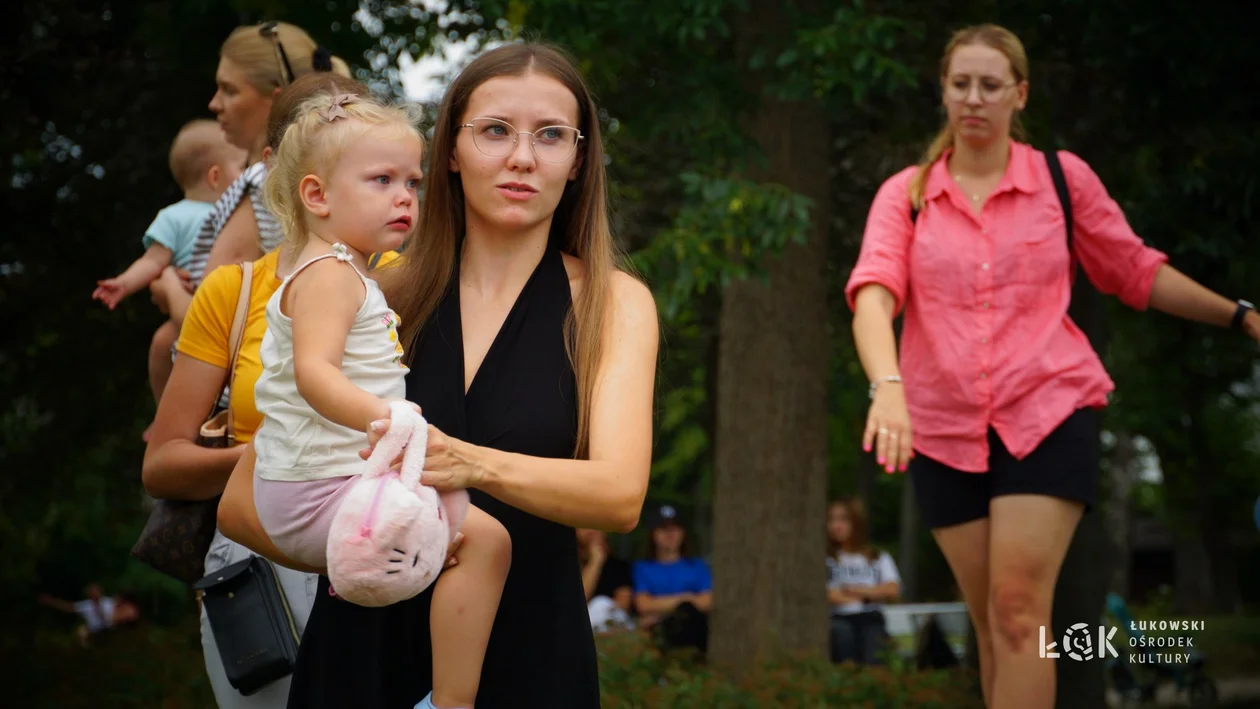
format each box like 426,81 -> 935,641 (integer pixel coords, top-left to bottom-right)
397,408 -> 428,491
361,401 -> 419,480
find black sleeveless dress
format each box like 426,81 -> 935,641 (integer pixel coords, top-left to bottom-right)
286,247 -> 601,708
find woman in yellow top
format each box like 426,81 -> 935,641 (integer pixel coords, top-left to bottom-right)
142,66 -> 398,708
144,246 -> 400,706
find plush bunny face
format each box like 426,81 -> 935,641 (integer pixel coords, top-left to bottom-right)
325,402 -> 466,608
326,471 -> 449,607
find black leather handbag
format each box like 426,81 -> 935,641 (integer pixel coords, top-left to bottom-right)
193,555 -> 301,695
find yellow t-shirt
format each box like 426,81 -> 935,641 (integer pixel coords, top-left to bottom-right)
176,249 -> 402,443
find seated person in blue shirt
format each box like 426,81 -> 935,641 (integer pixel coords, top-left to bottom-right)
633,504 -> 712,653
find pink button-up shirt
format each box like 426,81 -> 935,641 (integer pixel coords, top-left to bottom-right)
845,142 -> 1168,473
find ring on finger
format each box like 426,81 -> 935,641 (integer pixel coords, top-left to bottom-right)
878,427 -> 889,435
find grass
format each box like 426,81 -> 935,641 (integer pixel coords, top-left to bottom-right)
8,607 -> 1257,708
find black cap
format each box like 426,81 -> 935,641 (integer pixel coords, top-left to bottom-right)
645,504 -> 683,529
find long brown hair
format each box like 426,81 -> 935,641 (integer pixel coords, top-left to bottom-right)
828,497 -> 879,562
383,42 -> 624,459
907,24 -> 1030,209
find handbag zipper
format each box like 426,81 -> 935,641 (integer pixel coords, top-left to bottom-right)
266,562 -> 301,644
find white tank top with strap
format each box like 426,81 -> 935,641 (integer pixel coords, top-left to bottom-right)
253,243 -> 409,482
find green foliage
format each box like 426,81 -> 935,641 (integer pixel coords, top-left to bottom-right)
596,631 -> 983,708
760,5 -> 920,102
9,3 -> 1260,691
633,173 -> 812,322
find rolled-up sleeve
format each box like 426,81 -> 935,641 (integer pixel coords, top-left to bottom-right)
845,167 -> 916,313
1060,151 -> 1168,310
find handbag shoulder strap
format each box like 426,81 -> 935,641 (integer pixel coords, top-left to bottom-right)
224,260 -> 254,440
1041,149 -> 1074,258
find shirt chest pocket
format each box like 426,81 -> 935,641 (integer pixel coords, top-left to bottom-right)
1015,205 -> 1071,290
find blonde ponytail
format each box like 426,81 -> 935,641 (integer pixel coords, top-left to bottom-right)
908,124 -> 953,210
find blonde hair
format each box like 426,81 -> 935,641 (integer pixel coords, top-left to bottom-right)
220,22 -> 347,93
263,92 -> 425,255
168,119 -> 240,190
380,42 -> 632,459
908,24 -> 1030,209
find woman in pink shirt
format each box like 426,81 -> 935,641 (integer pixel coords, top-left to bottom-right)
846,24 -> 1260,709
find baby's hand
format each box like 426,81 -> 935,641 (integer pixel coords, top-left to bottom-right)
358,400 -> 422,461
92,279 -> 125,310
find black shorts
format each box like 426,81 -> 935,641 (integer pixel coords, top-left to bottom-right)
908,408 -> 1099,530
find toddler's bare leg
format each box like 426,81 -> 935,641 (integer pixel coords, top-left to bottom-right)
148,320 -> 180,404
429,505 -> 511,709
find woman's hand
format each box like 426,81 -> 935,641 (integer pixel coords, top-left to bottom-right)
1244,309 -> 1260,345
357,405 -> 483,490
149,268 -> 179,314
420,425 -> 484,491
443,532 -> 464,570
863,382 -> 913,474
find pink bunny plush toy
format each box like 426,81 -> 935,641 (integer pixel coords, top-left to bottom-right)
326,401 -> 469,607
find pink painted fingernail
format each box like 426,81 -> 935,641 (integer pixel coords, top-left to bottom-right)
370,420 -> 387,432
877,456 -> 885,465
863,444 -> 871,452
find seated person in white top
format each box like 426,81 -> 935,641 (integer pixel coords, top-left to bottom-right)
577,527 -> 634,632
826,497 -> 901,665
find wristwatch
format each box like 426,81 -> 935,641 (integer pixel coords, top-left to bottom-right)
1233,299 -> 1255,331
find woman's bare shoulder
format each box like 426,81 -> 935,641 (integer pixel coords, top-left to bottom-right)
560,253 -> 655,321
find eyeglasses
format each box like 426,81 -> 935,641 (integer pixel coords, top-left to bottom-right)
944,76 -> 1017,104
259,22 -> 294,87
459,118 -> 583,163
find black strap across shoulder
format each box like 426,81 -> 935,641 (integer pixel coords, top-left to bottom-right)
910,149 -> 1073,260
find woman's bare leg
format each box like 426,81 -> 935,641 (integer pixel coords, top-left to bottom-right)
932,518 -> 994,705
988,494 -> 1083,709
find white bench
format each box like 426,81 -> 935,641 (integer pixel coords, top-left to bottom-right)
881,602 -> 971,660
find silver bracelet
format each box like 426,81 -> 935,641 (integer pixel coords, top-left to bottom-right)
868,375 -> 903,400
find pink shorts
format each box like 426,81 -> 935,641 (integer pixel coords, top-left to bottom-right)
254,475 -> 358,568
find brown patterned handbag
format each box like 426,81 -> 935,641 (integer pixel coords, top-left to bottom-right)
131,261 -> 254,583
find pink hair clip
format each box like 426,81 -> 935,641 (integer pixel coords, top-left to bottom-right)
321,93 -> 356,122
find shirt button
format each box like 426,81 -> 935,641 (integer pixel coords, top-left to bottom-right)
979,372 -> 988,380
981,337 -> 989,344
981,302 -> 990,309
981,263 -> 990,270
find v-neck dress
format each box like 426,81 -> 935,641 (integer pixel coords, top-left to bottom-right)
286,246 -> 601,708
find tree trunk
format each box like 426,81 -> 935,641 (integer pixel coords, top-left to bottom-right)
1174,534 -> 1213,614
1050,271 -> 1110,708
1186,451 -> 1241,614
1104,432 -> 1137,597
897,476 -> 919,601
1052,508 -> 1111,709
709,2 -> 832,680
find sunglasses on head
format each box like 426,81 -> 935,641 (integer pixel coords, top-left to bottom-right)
259,21 -> 295,87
